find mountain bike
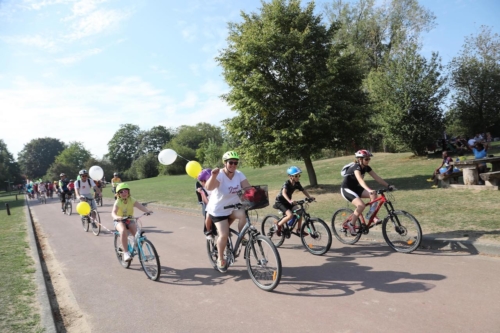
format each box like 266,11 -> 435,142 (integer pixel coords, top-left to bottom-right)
79,197 -> 101,236
206,186 -> 282,291
262,198 -> 332,255
64,193 -> 72,215
113,213 -> 161,281
331,188 -> 422,253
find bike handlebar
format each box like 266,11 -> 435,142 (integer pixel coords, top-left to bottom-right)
293,197 -> 315,205
377,187 -> 396,195
113,212 -> 152,223
224,203 -> 244,210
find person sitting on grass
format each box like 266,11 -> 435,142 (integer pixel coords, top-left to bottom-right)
427,151 -> 457,188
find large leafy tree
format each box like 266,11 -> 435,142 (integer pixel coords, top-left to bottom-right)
135,125 -> 173,158
107,124 -> 141,172
0,139 -> 23,188
18,138 -> 66,179
45,142 -> 92,180
448,26 -> 500,135
367,45 -> 448,155
217,0 -> 367,185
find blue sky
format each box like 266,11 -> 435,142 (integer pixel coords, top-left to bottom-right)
1,0 -> 499,160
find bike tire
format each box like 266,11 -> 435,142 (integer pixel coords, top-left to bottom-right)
138,239 -> 161,281
65,202 -> 72,216
114,233 -> 131,268
331,208 -> 362,245
382,211 -> 422,253
300,218 -> 332,255
245,235 -> 282,292
81,216 -> 89,232
206,235 -> 219,270
91,211 -> 101,236
261,215 -> 285,247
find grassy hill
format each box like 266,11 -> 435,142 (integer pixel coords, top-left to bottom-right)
103,144 -> 500,243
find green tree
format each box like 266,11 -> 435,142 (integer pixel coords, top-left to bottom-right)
158,141 -> 197,176
448,25 -> 500,135
130,153 -> 159,179
217,0 -> 367,185
135,125 -> 173,158
84,156 -> 116,181
17,138 -> 66,179
107,124 -> 141,171
45,142 -> 92,180
0,139 -> 23,188
367,46 -> 448,155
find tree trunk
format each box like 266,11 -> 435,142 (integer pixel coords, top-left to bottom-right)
463,167 -> 478,185
302,154 -> 318,187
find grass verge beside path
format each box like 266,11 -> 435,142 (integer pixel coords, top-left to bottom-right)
102,146 -> 500,244
0,192 -> 43,332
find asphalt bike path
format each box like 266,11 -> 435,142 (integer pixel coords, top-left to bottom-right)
29,198 -> 500,333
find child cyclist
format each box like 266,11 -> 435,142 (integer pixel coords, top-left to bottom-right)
341,150 -> 395,235
196,169 -> 217,240
272,166 -> 315,236
111,183 -> 153,262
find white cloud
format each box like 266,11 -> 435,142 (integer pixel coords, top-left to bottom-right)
1,34 -> 58,51
65,9 -> 129,41
55,48 -> 102,64
21,0 -> 73,11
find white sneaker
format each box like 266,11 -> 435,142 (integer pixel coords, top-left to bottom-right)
123,251 -> 132,262
206,233 -> 214,241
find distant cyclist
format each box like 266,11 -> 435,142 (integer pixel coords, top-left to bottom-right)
75,170 -> 101,221
111,183 -> 152,262
58,173 -> 71,212
340,150 -> 395,235
205,151 -> 251,272
111,172 -> 122,199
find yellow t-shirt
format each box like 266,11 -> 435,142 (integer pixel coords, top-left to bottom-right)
111,177 -> 122,187
115,197 -> 136,217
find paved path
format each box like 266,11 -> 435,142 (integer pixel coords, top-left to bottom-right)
29,198 -> 500,333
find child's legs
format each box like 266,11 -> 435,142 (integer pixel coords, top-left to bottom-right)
274,202 -> 293,226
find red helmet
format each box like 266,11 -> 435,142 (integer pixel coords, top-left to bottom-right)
355,150 -> 373,158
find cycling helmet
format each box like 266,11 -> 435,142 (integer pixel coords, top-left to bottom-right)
69,179 -> 74,182
222,151 -> 240,162
60,173 -> 66,177
79,169 -> 88,175
355,150 -> 373,158
113,172 -> 118,176
197,169 -> 212,182
116,183 -> 130,193
287,166 -> 302,176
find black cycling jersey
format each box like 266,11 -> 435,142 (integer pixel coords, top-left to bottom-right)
275,180 -> 304,204
341,162 -> 372,189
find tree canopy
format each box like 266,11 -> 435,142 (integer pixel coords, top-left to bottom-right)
18,138 -> 66,179
107,124 -> 141,172
217,0 -> 368,185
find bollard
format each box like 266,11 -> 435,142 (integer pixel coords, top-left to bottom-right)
5,203 -> 11,215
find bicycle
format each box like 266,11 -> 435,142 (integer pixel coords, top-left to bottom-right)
63,193 -> 72,215
94,192 -> 103,207
39,191 -> 47,204
79,197 -> 101,236
331,188 -> 422,253
113,213 -> 161,281
262,198 -> 332,255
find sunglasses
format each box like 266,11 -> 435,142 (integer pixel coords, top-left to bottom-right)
118,189 -> 129,194
293,174 -> 301,178
363,158 -> 371,161
81,174 -> 88,177
227,161 -> 239,166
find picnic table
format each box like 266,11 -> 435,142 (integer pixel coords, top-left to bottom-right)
453,156 -> 500,187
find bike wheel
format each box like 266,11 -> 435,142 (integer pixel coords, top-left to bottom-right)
114,233 -> 131,268
206,234 -> 219,270
300,218 -> 332,255
65,202 -> 72,215
382,211 -> 422,253
91,211 -> 101,236
42,197 -> 46,204
138,239 -> 161,281
331,208 -> 362,245
245,235 -> 282,291
261,215 -> 285,247
81,216 -> 89,232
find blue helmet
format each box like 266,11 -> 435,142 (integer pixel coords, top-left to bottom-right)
287,166 -> 302,176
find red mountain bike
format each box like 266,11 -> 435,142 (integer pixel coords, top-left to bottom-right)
331,188 -> 422,253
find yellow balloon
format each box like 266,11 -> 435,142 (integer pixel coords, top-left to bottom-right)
186,161 -> 202,179
76,202 -> 91,216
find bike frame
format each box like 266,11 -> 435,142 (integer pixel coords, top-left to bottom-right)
114,215 -> 150,259
276,198 -> 313,234
352,190 -> 397,230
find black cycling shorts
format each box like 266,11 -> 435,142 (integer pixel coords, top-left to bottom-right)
340,187 -> 365,203
273,201 -> 292,214
209,214 -> 231,223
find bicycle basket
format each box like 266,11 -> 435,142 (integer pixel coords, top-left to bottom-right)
237,185 -> 269,210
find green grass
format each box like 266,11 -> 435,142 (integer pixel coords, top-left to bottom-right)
0,193 -> 43,332
102,143 -> 500,243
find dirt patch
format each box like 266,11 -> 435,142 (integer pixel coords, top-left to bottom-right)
32,215 -> 91,333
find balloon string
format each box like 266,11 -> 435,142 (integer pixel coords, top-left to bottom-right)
176,154 -> 191,162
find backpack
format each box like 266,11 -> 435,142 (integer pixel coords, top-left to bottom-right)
77,179 -> 92,188
340,162 -> 355,177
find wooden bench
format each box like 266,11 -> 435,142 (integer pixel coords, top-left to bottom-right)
479,171 -> 500,186
437,171 -> 463,188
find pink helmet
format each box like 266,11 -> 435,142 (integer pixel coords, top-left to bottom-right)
197,169 -> 212,182
355,149 -> 373,158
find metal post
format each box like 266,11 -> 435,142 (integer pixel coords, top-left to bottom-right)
5,203 -> 10,215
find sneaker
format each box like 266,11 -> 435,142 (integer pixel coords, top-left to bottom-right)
346,222 -> 357,236
61,208 -> 64,212
373,217 -> 382,225
123,251 -> 132,262
206,233 -> 214,241
217,259 -> 227,273
274,224 -> 282,236
431,185 -> 438,189
426,178 -> 433,182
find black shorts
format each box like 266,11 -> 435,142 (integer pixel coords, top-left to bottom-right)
209,214 -> 231,223
340,187 -> 364,203
273,201 -> 292,214
60,190 -> 70,202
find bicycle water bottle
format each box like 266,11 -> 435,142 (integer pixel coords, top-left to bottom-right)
366,204 -> 376,219
287,215 -> 297,226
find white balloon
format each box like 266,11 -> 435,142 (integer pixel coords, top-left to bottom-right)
89,165 -> 104,180
158,149 -> 177,165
